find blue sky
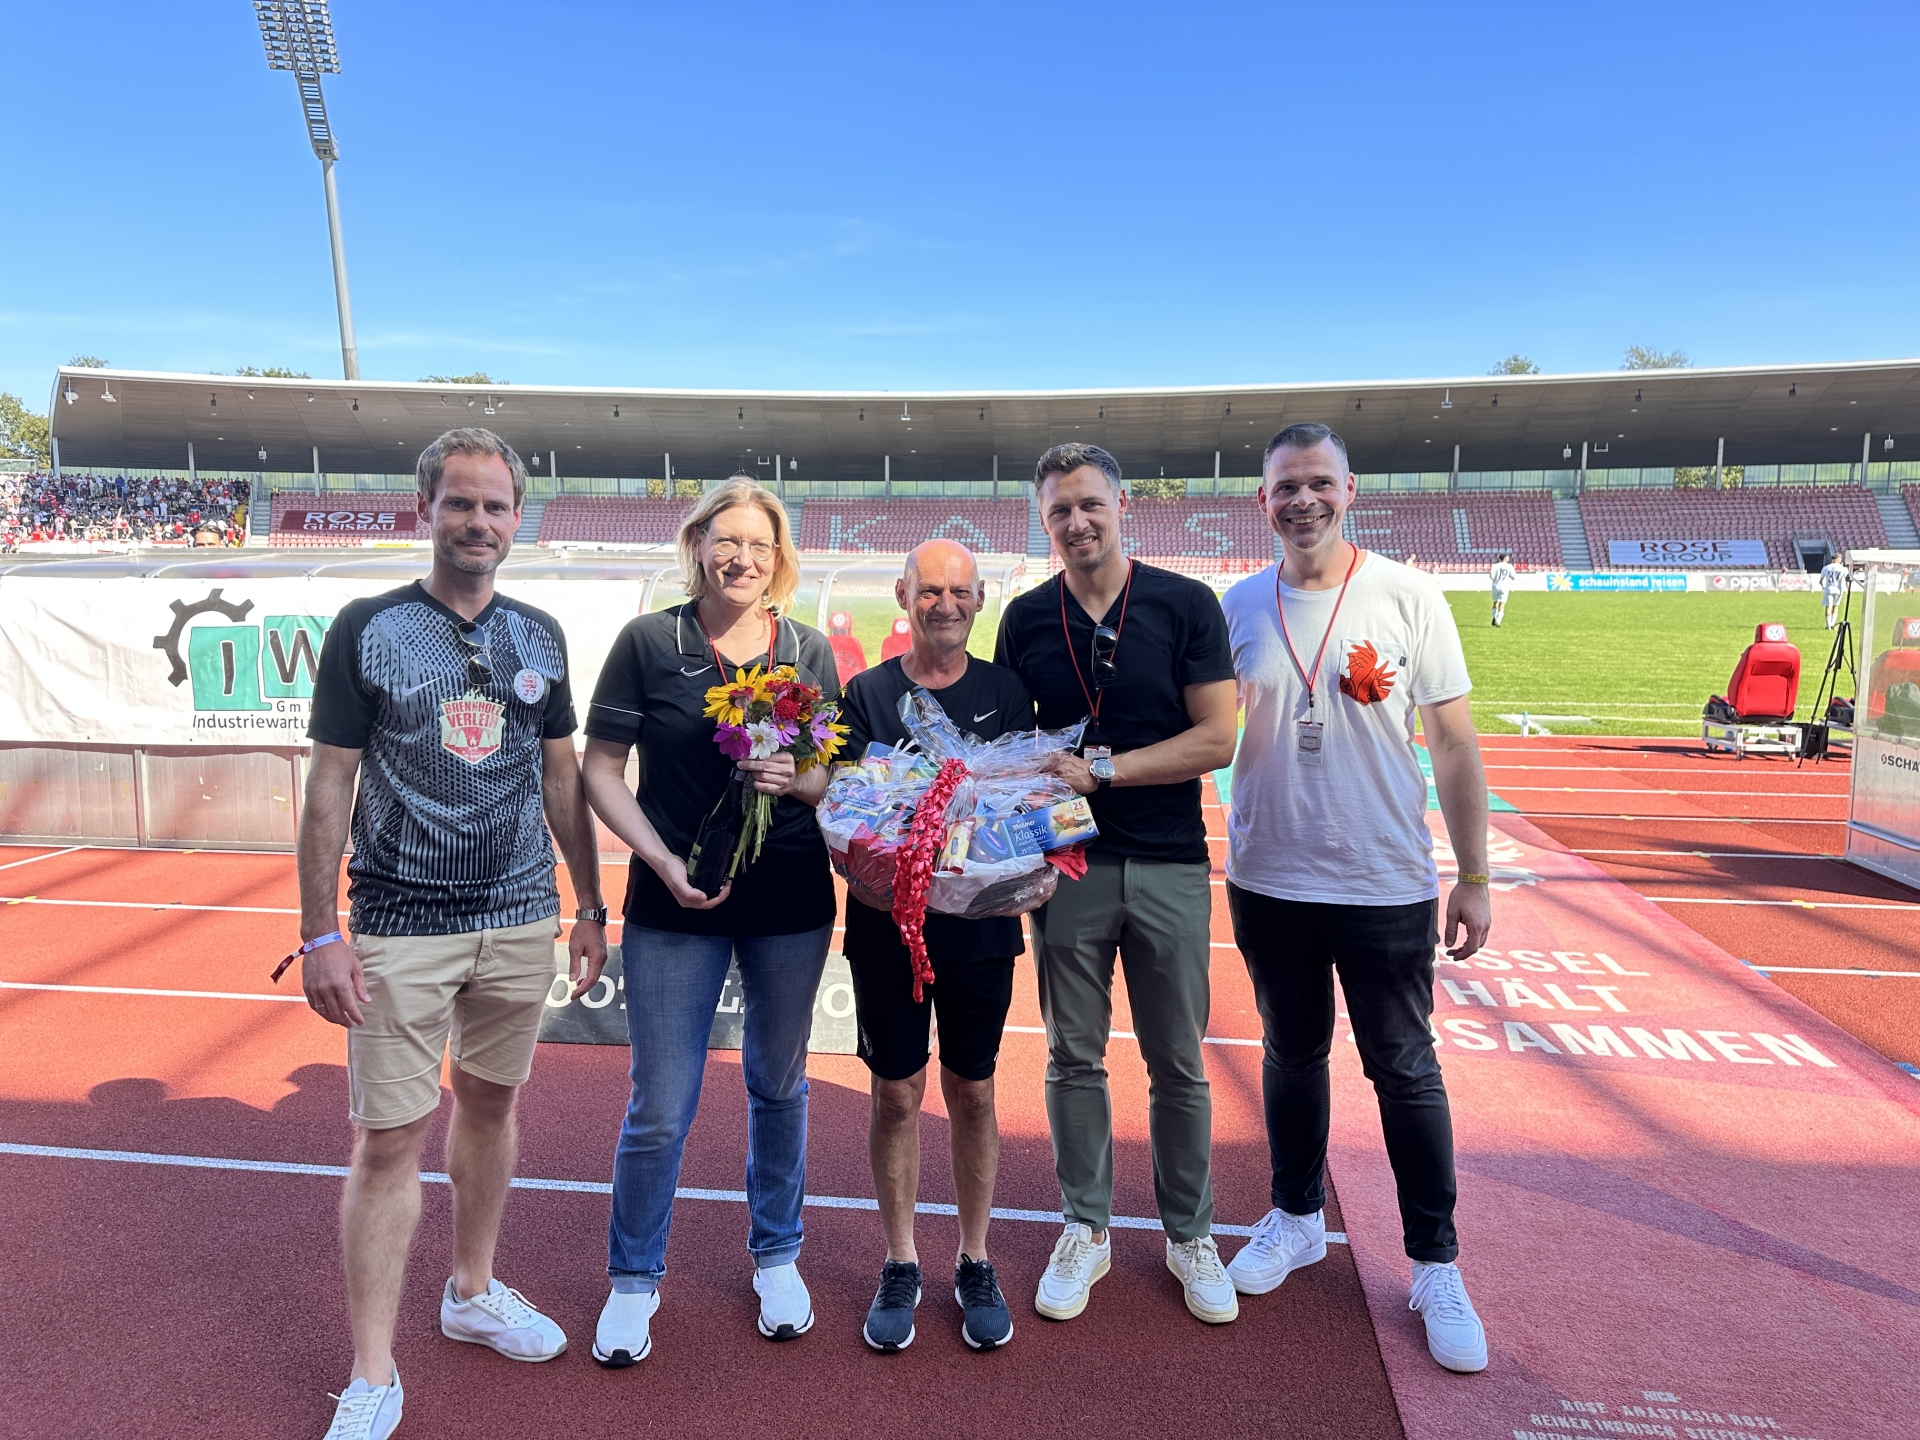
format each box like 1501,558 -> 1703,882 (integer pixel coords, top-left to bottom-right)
3,1 -> 1915,406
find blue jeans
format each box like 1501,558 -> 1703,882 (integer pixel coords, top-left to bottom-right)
606,923 -> 831,1292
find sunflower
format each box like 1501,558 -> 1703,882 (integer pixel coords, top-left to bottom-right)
702,666 -> 763,727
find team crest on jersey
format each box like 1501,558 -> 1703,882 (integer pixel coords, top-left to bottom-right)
440,696 -> 505,763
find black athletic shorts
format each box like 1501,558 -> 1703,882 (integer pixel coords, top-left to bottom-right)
846,943 -> 1016,1083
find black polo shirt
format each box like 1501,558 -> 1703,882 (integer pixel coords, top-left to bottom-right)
838,655 -> 1037,964
586,603 -> 840,937
994,562 -> 1233,865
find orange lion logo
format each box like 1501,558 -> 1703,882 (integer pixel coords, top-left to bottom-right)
1339,640 -> 1396,705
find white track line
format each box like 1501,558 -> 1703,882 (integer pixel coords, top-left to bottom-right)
1570,849 -> 1837,859
1647,896 -> 1920,911
0,848 -> 82,872
0,1142 -> 1338,1242
0,896 -> 302,915
1498,787 -> 1846,798
1749,965 -> 1920,978
0,981 -> 302,1003
1512,817 -> 1843,829
1483,764 -> 1843,775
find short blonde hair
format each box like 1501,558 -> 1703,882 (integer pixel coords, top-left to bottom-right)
677,478 -> 802,615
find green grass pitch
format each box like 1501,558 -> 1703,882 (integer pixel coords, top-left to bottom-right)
1449,590 -> 1841,736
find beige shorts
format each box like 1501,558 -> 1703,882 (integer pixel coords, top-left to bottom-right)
347,916 -> 561,1130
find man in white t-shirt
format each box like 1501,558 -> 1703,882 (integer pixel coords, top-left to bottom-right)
1218,422 -> 1494,1375
1819,556 -> 1848,630
1488,553 -> 1517,627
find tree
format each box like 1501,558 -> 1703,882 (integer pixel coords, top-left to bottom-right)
421,372 -> 502,385
1490,354 -> 1540,375
1130,477 -> 1186,498
67,354 -> 109,368
1622,346 -> 1690,370
233,365 -> 312,378
0,393 -> 51,466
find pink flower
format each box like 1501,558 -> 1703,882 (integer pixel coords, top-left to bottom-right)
809,715 -> 837,747
773,719 -> 800,747
714,723 -> 753,760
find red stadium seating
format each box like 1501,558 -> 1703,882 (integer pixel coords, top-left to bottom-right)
880,618 -> 912,661
1117,497 -> 1274,569
797,499 -> 1028,554
538,496 -> 693,545
268,492 -> 418,547
1339,492 -> 1561,572
1579,486 -> 1886,570
827,611 -> 869,685
1902,485 -> 1920,542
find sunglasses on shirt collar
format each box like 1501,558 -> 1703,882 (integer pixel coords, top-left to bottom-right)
456,621 -> 493,690
1091,624 -> 1118,691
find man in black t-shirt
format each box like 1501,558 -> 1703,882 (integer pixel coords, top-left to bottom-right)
994,444 -> 1241,1326
838,539 -> 1034,1354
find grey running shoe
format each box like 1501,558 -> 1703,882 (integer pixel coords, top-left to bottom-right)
954,1255 -> 1013,1351
862,1259 -> 923,1352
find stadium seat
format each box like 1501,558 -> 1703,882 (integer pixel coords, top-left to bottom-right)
880,618 -> 912,662
1706,623 -> 1801,723
537,496 -> 693,545
1865,615 -> 1920,735
1579,487 -> 1887,570
827,612 -> 868,686
1338,492 -> 1561,572
798,499 -> 1028,553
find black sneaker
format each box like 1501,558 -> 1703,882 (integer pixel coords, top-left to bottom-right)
955,1255 -> 1013,1350
863,1260 -> 922,1353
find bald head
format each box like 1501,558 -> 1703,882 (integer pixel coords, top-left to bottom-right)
904,537 -> 980,590
897,538 -> 983,666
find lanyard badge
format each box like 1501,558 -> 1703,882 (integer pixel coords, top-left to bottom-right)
1276,547 -> 1360,767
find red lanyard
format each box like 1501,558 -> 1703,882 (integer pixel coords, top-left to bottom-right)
695,606 -> 777,674
1061,561 -> 1135,723
1276,546 -> 1360,715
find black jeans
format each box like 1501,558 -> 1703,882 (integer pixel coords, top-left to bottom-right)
1226,883 -> 1459,1262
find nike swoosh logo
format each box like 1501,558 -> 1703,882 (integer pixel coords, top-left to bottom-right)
972,710 -> 996,723
681,665 -> 714,677
398,679 -> 441,698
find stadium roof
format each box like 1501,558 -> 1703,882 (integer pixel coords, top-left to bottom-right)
45,359 -> 1920,483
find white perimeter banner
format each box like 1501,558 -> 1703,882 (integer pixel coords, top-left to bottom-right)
1606,538 -> 1770,567
0,577 -> 646,745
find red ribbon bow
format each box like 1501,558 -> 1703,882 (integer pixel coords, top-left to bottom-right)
890,758 -> 969,1003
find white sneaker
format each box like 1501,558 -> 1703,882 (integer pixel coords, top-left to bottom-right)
439,1277 -> 568,1361
593,1287 -> 659,1367
1165,1235 -> 1239,1323
1227,1208 -> 1328,1295
1410,1261 -> 1488,1372
1034,1223 -> 1111,1320
322,1369 -> 402,1440
752,1261 -> 814,1340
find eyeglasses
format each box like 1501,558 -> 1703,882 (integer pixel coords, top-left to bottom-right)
1091,624 -> 1119,691
456,621 -> 494,690
709,536 -> 775,564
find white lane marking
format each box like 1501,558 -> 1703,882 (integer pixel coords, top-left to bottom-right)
0,848 -> 82,873
1570,849 -> 1836,859
1748,965 -> 1920,977
1499,788 -> 1847,798
0,896 -> 302,915
0,1142 -> 1338,1243
1004,1023 -> 1260,1048
1647,896 -> 1920,911
0,981 -> 303,1003
1514,814 -> 1842,825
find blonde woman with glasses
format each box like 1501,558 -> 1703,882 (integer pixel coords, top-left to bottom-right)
581,478 -> 841,1364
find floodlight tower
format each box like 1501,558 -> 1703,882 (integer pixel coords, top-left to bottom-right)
254,0 -> 359,380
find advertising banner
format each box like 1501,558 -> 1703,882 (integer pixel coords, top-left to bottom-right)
1606,539 -> 1769,567
0,576 -> 644,745
1545,572 -> 1689,592
276,506 -> 418,536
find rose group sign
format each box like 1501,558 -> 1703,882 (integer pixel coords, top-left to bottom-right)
1605,539 -> 1769,567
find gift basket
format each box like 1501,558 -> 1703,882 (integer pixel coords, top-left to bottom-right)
819,691 -> 1097,998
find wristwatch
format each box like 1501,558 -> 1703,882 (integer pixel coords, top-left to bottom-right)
575,905 -> 609,923
1088,757 -> 1116,789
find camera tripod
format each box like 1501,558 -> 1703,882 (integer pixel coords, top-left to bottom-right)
1799,573 -> 1858,764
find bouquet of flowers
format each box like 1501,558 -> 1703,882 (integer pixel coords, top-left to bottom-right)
687,664 -> 848,895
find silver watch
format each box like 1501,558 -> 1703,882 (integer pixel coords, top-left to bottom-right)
575,905 -> 609,924
1089,757 -> 1116,788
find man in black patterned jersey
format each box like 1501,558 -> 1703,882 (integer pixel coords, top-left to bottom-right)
298,429 -> 606,1440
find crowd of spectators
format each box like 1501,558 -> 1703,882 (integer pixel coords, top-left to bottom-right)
0,473 -> 250,550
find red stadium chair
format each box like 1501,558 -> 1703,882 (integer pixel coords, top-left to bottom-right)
829,634 -> 869,687
1865,615 -> 1920,735
1703,623 -> 1803,756
880,618 -> 912,662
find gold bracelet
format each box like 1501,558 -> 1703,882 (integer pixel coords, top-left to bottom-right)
1457,872 -> 1491,885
